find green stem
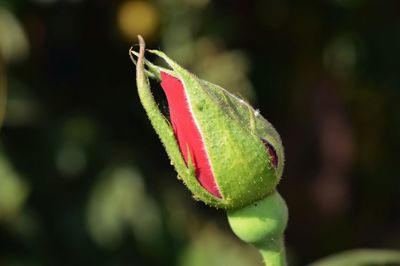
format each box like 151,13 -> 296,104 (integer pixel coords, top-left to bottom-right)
259,238 -> 286,266
227,192 -> 288,266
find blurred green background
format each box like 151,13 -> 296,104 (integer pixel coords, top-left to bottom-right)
0,0 -> 399,265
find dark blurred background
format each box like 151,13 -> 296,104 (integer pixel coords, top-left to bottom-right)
0,0 -> 399,265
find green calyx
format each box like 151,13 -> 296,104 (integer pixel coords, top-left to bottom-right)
132,36 -> 284,209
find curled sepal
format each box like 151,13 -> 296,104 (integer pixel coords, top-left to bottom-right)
132,36 -> 284,209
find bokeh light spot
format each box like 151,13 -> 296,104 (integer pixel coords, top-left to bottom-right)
55,143 -> 87,177
0,8 -> 29,63
0,151 -> 29,221
117,1 -> 159,40
86,166 -> 161,249
323,35 -> 360,78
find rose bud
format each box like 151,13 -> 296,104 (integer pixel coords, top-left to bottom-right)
131,36 -> 284,209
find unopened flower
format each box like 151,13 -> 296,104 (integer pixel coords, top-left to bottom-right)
131,36 -> 284,209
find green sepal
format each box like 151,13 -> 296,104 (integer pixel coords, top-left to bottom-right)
133,36 -> 223,208
198,79 -> 285,180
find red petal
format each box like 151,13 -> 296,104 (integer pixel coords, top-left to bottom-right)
160,71 -> 222,198
261,138 -> 278,168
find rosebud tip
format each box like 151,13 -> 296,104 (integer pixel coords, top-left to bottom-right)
137,35 -> 145,61
137,35 -> 145,47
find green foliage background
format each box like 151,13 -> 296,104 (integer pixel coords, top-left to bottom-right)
0,0 -> 399,265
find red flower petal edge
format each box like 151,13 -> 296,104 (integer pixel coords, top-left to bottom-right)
160,71 -> 222,198
261,138 -> 278,168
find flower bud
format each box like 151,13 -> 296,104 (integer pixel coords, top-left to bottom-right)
131,36 -> 284,209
